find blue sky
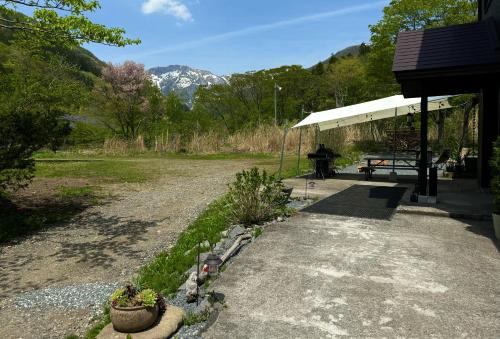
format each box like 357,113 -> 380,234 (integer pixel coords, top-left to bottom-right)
83,0 -> 388,75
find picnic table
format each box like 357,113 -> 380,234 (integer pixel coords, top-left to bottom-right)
361,151 -> 432,179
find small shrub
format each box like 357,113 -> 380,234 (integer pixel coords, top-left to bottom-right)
110,287 -> 128,307
137,289 -> 157,307
184,311 -> 210,326
227,167 -> 286,225
253,227 -> 263,238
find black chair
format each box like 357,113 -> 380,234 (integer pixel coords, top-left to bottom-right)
435,149 -> 450,169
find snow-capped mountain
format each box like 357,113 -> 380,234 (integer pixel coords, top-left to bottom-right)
148,65 -> 228,107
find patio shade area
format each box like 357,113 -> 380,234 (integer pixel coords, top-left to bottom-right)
301,185 -> 407,220
292,95 -> 452,131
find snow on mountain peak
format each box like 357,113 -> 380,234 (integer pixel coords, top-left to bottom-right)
148,65 -> 228,107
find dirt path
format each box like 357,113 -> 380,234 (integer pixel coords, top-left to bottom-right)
0,158 -> 263,339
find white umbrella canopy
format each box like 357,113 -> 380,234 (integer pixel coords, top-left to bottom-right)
293,95 -> 452,131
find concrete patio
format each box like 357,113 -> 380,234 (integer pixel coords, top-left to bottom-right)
203,177 -> 499,338
287,174 -> 493,220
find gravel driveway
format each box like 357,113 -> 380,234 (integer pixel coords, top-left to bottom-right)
0,158 -> 264,339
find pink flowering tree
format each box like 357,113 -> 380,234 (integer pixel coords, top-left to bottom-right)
98,61 -> 161,140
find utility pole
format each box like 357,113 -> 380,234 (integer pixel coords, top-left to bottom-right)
274,83 -> 281,125
274,83 -> 278,125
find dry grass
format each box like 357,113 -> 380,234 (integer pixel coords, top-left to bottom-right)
189,131 -> 225,153
227,125 -> 316,153
153,132 -> 182,153
99,121 -> 411,156
102,125 -> 317,155
103,136 -> 146,154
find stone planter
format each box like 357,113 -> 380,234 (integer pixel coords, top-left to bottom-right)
492,213 -> 500,240
110,303 -> 159,333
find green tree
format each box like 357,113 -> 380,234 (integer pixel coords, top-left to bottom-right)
142,82 -> 168,146
358,42 -> 371,57
191,64 -> 334,129
0,1 -> 139,191
328,54 -> 338,65
311,61 -> 325,75
165,92 -> 188,124
0,47 -> 85,190
193,84 -> 239,133
367,0 -> 477,96
328,57 -> 367,107
0,1 -> 139,46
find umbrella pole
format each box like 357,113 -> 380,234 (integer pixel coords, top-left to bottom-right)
296,107 -> 304,177
297,128 -> 303,177
316,125 -> 320,149
278,126 -> 288,178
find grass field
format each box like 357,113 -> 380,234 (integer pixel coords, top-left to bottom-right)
1,151 -> 293,244
33,150 -> 276,184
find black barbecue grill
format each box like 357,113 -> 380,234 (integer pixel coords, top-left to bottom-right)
307,144 -> 341,179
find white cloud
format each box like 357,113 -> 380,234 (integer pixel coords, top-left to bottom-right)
134,1 -> 387,57
142,0 -> 193,22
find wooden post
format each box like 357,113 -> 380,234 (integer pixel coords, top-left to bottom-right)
392,107 -> 397,173
478,86 -> 500,188
419,96 -> 428,195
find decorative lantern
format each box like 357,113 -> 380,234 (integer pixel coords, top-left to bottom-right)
204,253 -> 223,276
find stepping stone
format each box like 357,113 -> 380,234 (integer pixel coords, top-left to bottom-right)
97,305 -> 185,339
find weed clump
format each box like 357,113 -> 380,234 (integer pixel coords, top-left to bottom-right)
227,167 -> 287,225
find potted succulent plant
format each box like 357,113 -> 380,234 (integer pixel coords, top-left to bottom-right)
109,284 -> 166,333
490,137 -> 500,240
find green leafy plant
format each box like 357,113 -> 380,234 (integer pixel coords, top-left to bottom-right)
227,167 -> 286,225
253,227 -> 263,238
137,289 -> 157,308
1,1 -> 140,47
110,287 -> 128,307
184,311 -> 210,326
109,284 -> 162,309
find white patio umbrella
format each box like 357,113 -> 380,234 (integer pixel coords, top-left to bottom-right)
293,95 -> 452,131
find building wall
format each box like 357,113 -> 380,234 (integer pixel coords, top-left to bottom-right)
480,0 -> 500,25
478,83 -> 500,187
477,0 -> 500,187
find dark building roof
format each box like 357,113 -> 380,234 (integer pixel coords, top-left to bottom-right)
392,19 -> 500,97
393,19 -> 500,74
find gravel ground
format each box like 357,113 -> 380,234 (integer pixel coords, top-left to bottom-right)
167,291 -> 207,339
0,158 -> 268,339
15,282 -> 121,314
